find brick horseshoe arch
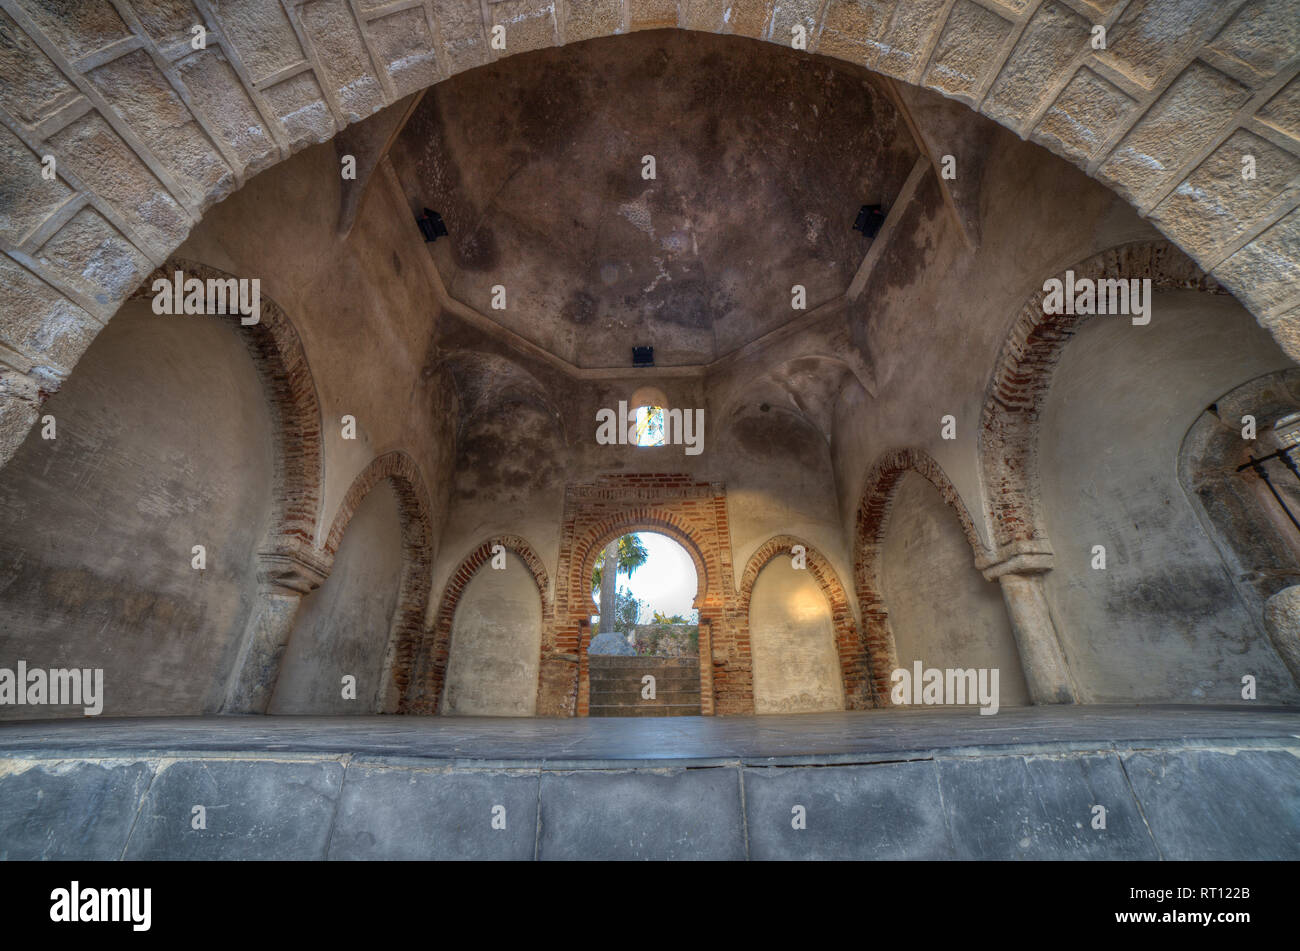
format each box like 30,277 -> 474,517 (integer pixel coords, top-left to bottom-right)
980,240 -> 1227,553
128,258 -> 323,547
738,535 -> 875,710
2,1 -> 1298,472
854,447 -> 988,703
322,450 -> 434,712
414,534 -> 551,715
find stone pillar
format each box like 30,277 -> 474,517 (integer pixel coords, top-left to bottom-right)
979,546 -> 1077,705
698,619 -> 714,716
221,539 -> 330,714
1263,585 -> 1300,687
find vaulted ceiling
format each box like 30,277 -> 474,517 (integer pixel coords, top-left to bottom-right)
388,30 -> 920,369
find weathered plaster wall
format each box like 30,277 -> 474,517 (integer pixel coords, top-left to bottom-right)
173,135 -> 456,553
441,552 -> 542,717
0,302 -> 273,717
880,473 -> 1030,707
270,482 -> 404,714
1039,289 -> 1300,703
749,558 -> 845,714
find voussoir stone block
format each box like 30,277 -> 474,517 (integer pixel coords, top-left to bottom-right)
1151,130 -> 1300,263
1206,0 -> 1300,88
263,71 -> 337,150
1258,75 -> 1300,145
131,0 -> 205,49
921,0 -> 1013,104
489,0 -> 559,59
298,0 -> 387,122
766,0 -> 824,51
627,0 -> 679,32
211,0 -> 306,84
1104,0 -> 1232,89
1098,61 -> 1250,209
369,8 -> 442,97
1031,66 -> 1136,165
0,9 -> 79,127
430,0 -> 491,75
47,110 -> 190,252
176,47 -> 278,175
88,49 -> 234,205
10,0 -> 132,60
982,0 -> 1092,130
36,207 -> 153,308
0,254 -> 101,372
560,0 -> 622,44
0,122 -> 73,245
1214,206 -> 1300,318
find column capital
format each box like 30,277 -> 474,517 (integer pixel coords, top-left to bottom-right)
255,536 -> 332,595
977,539 -> 1055,581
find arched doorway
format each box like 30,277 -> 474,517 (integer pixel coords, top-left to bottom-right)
587,531 -> 702,717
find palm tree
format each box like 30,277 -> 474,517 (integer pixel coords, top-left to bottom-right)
593,534 -> 649,633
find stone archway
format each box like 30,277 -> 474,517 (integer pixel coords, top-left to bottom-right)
547,474 -> 742,715
738,534 -> 874,710
854,447 -> 994,703
2,0 -> 1299,474
417,533 -> 551,714
980,240 -> 1226,555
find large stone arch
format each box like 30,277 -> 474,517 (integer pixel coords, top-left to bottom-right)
854,447 -> 989,703
322,449 -> 435,712
3,0 -> 1299,471
980,240 -> 1227,555
738,534 -> 874,710
416,533 -> 551,714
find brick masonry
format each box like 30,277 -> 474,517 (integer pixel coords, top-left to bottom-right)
979,239 -> 1227,552
854,447 -> 988,703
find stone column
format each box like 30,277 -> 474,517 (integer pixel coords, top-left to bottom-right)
221,539 -> 331,714
1263,585 -> 1300,687
979,546 -> 1077,705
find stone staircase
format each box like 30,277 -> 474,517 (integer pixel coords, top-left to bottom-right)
588,656 -> 701,717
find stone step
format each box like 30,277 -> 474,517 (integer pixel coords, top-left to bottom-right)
588,670 -> 702,686
588,656 -> 700,669
587,704 -> 702,717
590,694 -> 701,707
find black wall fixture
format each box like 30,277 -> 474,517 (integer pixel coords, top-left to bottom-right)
853,204 -> 886,239
416,208 -> 448,242
632,346 -> 654,368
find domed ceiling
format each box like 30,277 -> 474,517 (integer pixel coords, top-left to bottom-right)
389,30 -> 920,369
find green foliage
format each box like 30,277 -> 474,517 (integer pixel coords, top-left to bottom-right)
591,533 -> 650,594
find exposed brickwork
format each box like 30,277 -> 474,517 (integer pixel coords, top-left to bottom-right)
323,450 -> 435,713
547,474 -> 749,716
411,534 -> 550,714
2,0 -> 1299,474
980,240 -> 1226,551
128,257 -> 323,547
737,535 -> 875,710
853,447 -> 986,703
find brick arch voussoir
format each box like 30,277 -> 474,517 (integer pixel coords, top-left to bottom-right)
739,534 -> 874,710
414,533 -> 551,714
128,258 -> 323,547
573,513 -> 711,612
322,450 -> 434,713
853,447 -> 987,703
980,240 -> 1227,550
